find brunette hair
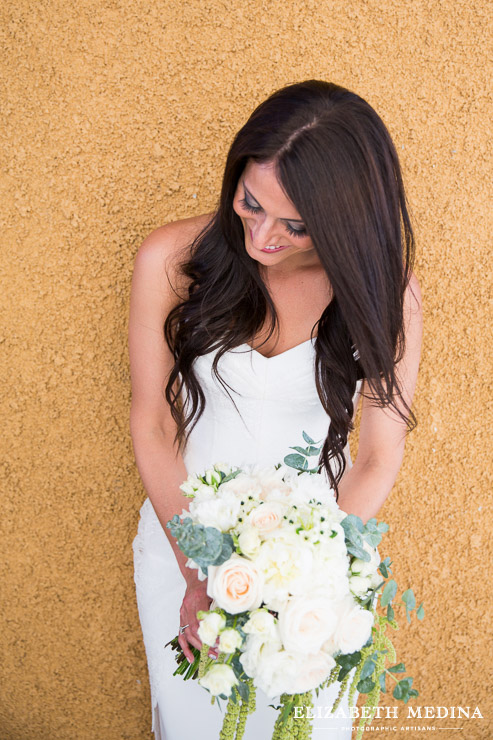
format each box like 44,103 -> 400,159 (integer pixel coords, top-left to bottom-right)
164,79 -> 417,499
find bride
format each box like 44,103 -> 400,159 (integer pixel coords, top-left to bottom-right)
128,80 -> 423,739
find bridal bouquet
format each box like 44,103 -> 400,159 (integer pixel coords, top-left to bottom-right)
166,432 -> 424,740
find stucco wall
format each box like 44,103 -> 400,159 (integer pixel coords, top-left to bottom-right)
1,1 -> 491,738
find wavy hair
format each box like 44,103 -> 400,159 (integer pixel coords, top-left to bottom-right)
164,79 -> 417,499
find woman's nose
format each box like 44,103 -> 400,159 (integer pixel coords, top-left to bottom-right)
250,215 -> 279,248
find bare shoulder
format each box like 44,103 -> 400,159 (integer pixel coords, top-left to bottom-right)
405,270 -> 423,313
132,212 -> 214,308
403,270 -> 423,347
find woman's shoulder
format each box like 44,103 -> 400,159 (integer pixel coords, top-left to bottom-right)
133,212 -> 214,300
137,212 -> 214,264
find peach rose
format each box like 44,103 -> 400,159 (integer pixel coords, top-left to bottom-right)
206,554 -> 264,614
248,502 -> 286,534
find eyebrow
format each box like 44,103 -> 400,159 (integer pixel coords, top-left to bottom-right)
242,180 -> 306,224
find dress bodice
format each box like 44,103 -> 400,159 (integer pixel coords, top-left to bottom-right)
180,338 -> 363,481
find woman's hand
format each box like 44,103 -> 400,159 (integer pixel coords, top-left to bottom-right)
179,579 -> 218,663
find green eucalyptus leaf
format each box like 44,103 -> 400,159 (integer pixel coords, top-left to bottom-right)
378,671 -> 387,693
387,604 -> 395,621
290,446 -> 309,455
343,514 -> 365,533
364,531 -> 383,548
393,677 -> 414,703
402,589 -> 416,610
336,650 -> 361,681
380,579 -> 397,607
377,522 -> 389,533
360,657 -> 377,681
213,533 -> 235,565
388,663 -> 406,673
357,677 -> 375,694
378,561 -> 388,578
219,469 -> 242,485
347,543 -> 371,561
417,603 -> 425,620
302,431 -> 315,444
284,453 -> 307,469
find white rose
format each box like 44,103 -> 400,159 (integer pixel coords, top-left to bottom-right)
239,633 -> 282,680
248,502 -> 286,534
349,574 -> 372,597
189,490 -> 241,531
333,598 -> 374,654
199,663 -> 238,696
279,595 -> 339,655
254,647 -> 300,698
219,472 -> 263,500
207,554 -> 264,614
287,650 -> 336,693
255,532 -> 313,605
243,608 -> 277,638
238,526 -> 261,558
197,611 -> 226,645
218,628 -> 243,653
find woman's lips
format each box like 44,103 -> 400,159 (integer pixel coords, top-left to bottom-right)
249,227 -> 289,253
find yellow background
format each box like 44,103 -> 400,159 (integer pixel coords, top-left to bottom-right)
1,1 -> 491,738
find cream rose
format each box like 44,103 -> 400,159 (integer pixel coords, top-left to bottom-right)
243,608 -> 277,638
238,526 -> 261,558
206,554 -> 264,614
333,599 -> 375,654
218,628 -> 243,654
199,663 -> 238,696
197,611 -> 226,645
248,502 -> 286,534
286,650 -> 336,693
279,595 -> 339,654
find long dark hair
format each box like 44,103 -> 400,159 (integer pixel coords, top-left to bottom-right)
164,79 -> 417,499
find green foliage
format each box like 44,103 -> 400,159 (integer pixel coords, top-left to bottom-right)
283,430 -> 323,474
166,515 -> 234,575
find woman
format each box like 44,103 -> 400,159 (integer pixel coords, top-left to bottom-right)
129,80 -> 423,739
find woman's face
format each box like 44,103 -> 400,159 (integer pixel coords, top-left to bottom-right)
232,160 -> 320,272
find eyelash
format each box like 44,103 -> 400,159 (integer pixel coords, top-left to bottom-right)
239,197 -> 308,238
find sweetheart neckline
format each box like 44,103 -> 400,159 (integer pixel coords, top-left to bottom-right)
237,336 -> 316,361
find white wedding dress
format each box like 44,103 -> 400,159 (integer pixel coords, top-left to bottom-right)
133,337 -> 363,739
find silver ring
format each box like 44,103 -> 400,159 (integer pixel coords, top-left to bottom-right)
179,624 -> 189,635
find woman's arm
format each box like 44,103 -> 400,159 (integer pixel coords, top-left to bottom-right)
337,272 -> 423,523
129,220 -> 198,580
129,216 -> 216,662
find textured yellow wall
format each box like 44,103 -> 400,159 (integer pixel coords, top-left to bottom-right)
1,1 -> 491,738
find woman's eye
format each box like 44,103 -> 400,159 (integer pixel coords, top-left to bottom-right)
239,197 -> 261,214
285,223 -> 307,238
